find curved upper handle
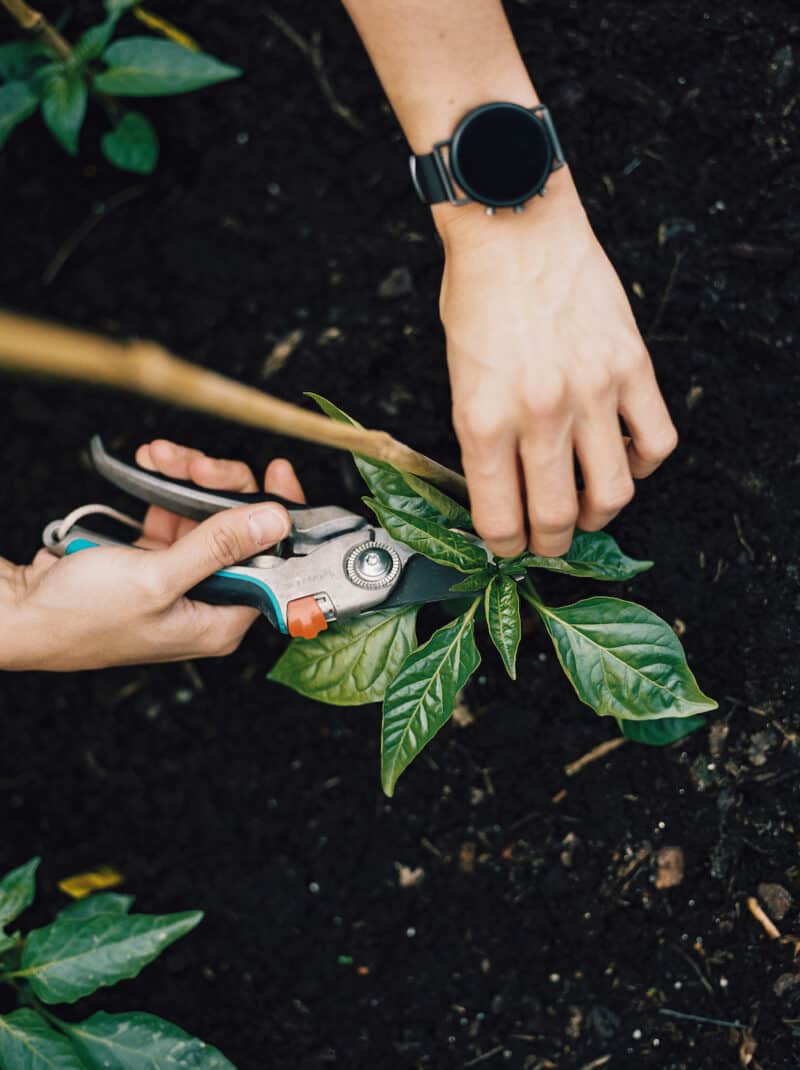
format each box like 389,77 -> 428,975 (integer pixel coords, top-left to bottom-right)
90,437 -> 368,554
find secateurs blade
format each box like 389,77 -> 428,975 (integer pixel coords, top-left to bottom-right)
41,437 -> 480,639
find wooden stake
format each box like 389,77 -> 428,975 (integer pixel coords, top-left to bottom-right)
0,0 -> 72,60
0,311 -> 467,498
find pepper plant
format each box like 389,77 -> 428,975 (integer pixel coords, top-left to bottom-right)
0,0 -> 240,173
0,857 -> 235,1069
269,395 -> 717,796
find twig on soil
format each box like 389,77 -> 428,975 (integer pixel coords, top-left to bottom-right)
576,1056 -> 611,1070
733,514 -> 755,560
658,1008 -> 749,1030
0,0 -> 71,59
646,249 -> 687,341
670,943 -> 715,997
564,736 -> 627,777
43,186 -> 147,286
0,310 -> 467,497
747,896 -> 781,940
462,1045 -> 504,1067
265,7 -> 366,134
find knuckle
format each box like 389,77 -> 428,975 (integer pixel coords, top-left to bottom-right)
592,479 -> 635,514
522,377 -> 568,420
639,425 -> 679,463
208,524 -> 245,568
532,506 -> 579,535
453,403 -> 505,449
577,363 -> 614,400
139,562 -> 173,608
616,341 -> 649,378
475,519 -> 525,550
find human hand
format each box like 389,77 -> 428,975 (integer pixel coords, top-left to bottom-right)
433,172 -> 678,558
1,441 -> 305,671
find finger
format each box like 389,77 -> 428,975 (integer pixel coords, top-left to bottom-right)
188,455 -> 259,493
168,602 -> 259,659
143,506 -> 182,544
150,501 -> 292,597
135,443 -> 155,470
575,411 -> 635,532
521,424 -> 578,557
145,439 -> 206,481
619,370 -> 678,479
264,458 -> 306,504
458,433 -> 527,558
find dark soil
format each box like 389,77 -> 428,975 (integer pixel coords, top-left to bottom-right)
1,1 -> 799,1067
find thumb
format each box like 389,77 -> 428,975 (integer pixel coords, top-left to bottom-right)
154,502 -> 291,596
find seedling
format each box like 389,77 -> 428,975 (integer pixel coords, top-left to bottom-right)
0,0 -> 240,173
0,857 -> 235,1068
269,396 -> 718,796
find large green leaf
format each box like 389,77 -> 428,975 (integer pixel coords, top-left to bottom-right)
0,80 -> 39,149
306,393 -> 469,526
532,595 -> 718,722
18,910 -> 202,1004
95,38 -> 241,96
618,714 -> 706,746
101,110 -> 158,173
40,70 -> 88,155
485,575 -> 522,680
72,18 -> 119,65
504,530 -> 653,582
365,497 -> 487,573
57,892 -> 134,922
268,606 -> 418,706
0,1010 -> 86,1070
449,567 -> 497,592
0,857 -> 39,931
381,601 -> 481,796
66,1011 -> 235,1070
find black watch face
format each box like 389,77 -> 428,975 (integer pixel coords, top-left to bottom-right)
450,103 -> 553,208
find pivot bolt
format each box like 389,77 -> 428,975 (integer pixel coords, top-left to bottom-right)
345,541 -> 401,589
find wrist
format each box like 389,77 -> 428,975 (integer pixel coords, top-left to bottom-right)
432,164 -> 585,251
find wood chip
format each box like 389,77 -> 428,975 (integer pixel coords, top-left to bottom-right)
459,842 -> 477,874
748,895 -> 781,940
655,845 -> 685,889
396,863 -> 425,888
262,328 -> 303,378
565,736 -> 627,776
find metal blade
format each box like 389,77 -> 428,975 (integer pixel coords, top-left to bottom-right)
380,555 -> 469,609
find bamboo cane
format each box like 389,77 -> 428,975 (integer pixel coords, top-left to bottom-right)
0,0 -> 72,60
0,310 -> 468,498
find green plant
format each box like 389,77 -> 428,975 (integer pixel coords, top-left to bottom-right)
0,0 -> 240,173
0,857 -> 236,1069
269,395 -> 718,796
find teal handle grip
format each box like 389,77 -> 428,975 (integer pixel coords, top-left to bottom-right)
64,538 -> 287,634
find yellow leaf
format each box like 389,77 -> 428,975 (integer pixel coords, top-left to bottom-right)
132,7 -> 200,51
58,866 -> 124,900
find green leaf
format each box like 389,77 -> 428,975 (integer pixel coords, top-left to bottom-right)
449,568 -> 496,592
618,714 -> 707,746
19,910 -> 202,1004
66,1011 -> 235,1070
0,857 -> 39,931
365,497 -> 487,574
269,606 -> 418,706
398,470 -> 472,530
95,38 -> 241,96
0,1010 -> 87,1070
104,0 -> 138,15
533,595 -> 718,722
101,110 -> 158,173
381,601 -> 481,796
506,530 -> 653,582
0,932 -> 19,956
0,80 -> 39,149
73,18 -> 119,65
57,892 -> 134,922
485,575 -> 522,680
0,41 -> 46,82
40,70 -> 88,155
306,392 -> 467,526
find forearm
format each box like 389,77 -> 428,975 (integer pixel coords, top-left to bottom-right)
342,0 -> 577,234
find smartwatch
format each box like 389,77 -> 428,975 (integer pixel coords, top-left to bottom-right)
409,101 -> 565,215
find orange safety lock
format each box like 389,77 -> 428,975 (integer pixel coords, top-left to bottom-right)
286,595 -> 329,639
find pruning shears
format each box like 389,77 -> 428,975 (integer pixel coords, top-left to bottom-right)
42,437 -> 479,639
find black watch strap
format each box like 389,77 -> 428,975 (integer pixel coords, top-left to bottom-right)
409,151 -> 450,205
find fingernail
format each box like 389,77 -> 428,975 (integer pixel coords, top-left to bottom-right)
249,504 -> 291,545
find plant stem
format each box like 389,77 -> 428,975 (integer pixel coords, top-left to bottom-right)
0,0 -> 72,60
519,575 -> 544,610
0,311 -> 468,497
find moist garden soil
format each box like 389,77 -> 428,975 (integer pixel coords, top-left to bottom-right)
1,1 -> 799,1067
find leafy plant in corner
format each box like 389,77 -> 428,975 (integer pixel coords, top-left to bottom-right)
269,395 -> 718,797
0,857 -> 236,1069
0,0 -> 241,173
